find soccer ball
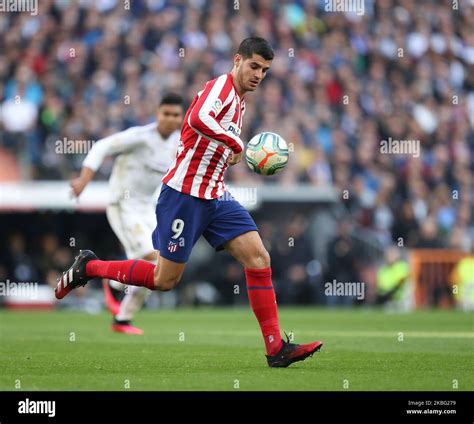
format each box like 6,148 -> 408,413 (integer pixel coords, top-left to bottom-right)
245,132 -> 289,175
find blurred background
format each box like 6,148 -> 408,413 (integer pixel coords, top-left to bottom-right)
0,0 -> 472,312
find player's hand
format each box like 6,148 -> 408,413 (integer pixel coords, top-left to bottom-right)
228,151 -> 243,166
70,167 -> 95,198
70,177 -> 87,198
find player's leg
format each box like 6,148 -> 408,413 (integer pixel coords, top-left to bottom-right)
55,185 -> 203,298
55,240 -> 189,299
153,254 -> 186,291
103,201 -> 160,314
102,204 -> 130,314
107,201 -> 162,333
224,230 -> 323,367
112,251 -> 158,335
56,243 -> 186,299
223,230 -> 283,355
116,252 -> 157,320
203,197 -> 283,354
204,194 -> 322,367
84,249 -> 186,289
223,229 -> 270,269
54,249 -> 157,300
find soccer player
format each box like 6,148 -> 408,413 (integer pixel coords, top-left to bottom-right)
56,37 -> 323,367
69,93 -> 184,334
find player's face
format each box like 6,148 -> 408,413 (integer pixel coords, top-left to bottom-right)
156,104 -> 183,137
235,53 -> 272,93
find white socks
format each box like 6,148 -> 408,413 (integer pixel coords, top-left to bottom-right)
114,257 -> 155,321
115,285 -> 151,321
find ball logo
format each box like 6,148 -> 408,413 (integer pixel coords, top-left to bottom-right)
258,146 -> 277,170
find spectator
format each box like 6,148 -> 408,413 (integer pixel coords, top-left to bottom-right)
376,246 -> 410,306
271,215 -> 316,304
0,1 -> 472,305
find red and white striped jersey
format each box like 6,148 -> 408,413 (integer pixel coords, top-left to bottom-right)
163,73 -> 246,199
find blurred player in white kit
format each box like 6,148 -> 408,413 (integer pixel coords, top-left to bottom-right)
70,93 -> 184,334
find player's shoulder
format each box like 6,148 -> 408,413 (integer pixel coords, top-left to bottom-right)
205,73 -> 234,90
128,122 -> 156,133
215,73 -> 232,83
168,130 -> 181,144
122,123 -> 156,137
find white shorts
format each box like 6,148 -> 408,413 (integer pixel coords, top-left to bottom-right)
106,201 -> 157,259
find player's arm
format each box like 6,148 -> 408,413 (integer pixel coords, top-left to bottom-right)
70,166 -> 95,197
188,78 -> 245,155
70,128 -> 145,197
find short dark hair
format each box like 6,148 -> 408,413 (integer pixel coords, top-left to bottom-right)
159,93 -> 183,106
237,37 -> 274,61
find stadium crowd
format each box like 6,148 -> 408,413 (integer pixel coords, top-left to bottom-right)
0,0 -> 472,305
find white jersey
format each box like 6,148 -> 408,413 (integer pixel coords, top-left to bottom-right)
83,123 -> 180,204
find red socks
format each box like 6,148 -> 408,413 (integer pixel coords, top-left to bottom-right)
245,267 -> 283,356
86,261 -> 282,354
86,260 -> 156,290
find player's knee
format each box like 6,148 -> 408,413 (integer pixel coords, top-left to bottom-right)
248,248 -> 271,269
259,249 -> 271,268
153,274 -> 180,292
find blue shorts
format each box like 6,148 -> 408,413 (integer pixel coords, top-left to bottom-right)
152,184 -> 258,263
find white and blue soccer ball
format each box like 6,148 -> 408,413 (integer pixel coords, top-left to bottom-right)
245,132 -> 289,176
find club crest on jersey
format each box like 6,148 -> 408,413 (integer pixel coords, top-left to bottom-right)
227,123 -> 241,137
168,240 -> 179,253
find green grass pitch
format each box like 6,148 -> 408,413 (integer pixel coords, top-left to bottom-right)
0,308 -> 472,391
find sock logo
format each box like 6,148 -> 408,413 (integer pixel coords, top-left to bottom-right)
269,335 -> 274,343
18,398 -> 56,417
117,271 -> 127,283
